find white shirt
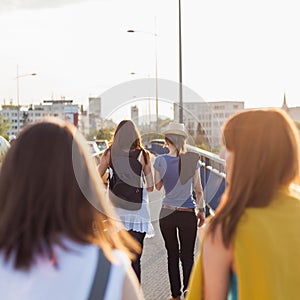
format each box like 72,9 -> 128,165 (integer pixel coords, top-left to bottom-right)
114,189 -> 155,237
0,238 -> 130,300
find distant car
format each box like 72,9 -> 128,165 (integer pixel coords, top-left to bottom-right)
145,139 -> 169,155
87,140 -> 108,184
95,139 -> 109,152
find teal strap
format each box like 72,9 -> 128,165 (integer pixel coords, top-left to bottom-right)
88,249 -> 111,300
228,273 -> 238,300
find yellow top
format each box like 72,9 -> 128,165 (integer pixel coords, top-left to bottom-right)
187,187 -> 300,300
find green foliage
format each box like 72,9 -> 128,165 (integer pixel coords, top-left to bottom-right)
86,129 -> 98,141
96,126 -> 115,141
0,115 -> 10,140
196,142 -> 211,152
194,122 -> 211,151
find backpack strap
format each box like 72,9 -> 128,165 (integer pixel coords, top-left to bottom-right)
137,150 -> 146,186
137,150 -> 143,162
88,248 -> 111,300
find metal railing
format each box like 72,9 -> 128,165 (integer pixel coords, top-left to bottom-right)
186,145 -> 226,213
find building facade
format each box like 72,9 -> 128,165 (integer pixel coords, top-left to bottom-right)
0,105 -> 21,137
281,95 -> 300,122
289,107 -> 300,122
174,101 -> 244,150
0,100 -> 80,136
88,97 -> 101,133
131,105 -> 139,126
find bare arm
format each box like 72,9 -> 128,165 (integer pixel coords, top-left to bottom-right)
142,152 -> 154,192
121,266 -> 144,300
154,169 -> 163,191
98,150 -> 110,177
202,225 -> 233,300
193,168 -> 205,227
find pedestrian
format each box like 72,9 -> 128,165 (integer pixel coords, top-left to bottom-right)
0,119 -> 144,300
187,109 -> 300,300
98,120 -> 154,283
153,122 -> 205,300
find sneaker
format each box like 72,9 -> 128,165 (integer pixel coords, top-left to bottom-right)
183,290 -> 188,298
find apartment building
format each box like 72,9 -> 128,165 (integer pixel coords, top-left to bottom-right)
174,101 -> 244,150
0,99 -> 80,136
0,105 -> 21,137
88,96 -> 101,132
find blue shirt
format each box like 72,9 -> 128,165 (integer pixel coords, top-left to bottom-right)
153,154 -> 200,208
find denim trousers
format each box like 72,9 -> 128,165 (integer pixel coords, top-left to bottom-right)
128,229 -> 146,282
159,208 -> 197,298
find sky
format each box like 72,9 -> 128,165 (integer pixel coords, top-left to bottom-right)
0,0 -> 299,119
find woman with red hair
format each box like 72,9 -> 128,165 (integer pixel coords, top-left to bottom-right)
187,109 -> 300,300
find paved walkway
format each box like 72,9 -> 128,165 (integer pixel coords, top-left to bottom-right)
140,189 -> 201,300
141,221 -> 170,300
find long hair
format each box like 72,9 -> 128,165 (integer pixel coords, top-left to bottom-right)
110,120 -> 149,163
165,134 -> 186,156
208,108 -> 300,247
0,118 -> 138,270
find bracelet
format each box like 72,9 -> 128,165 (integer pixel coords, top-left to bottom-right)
197,207 -> 205,212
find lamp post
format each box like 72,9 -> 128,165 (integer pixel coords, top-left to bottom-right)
130,72 -> 151,134
127,28 -> 159,138
16,65 -> 37,134
178,0 -> 183,123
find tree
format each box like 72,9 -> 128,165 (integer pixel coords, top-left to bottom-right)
194,122 -> 210,151
86,129 -> 98,141
96,126 -> 115,141
0,115 -> 11,140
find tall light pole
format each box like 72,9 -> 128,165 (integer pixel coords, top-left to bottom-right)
127,28 -> 159,138
130,72 -> 151,134
178,0 -> 183,123
16,64 -> 37,134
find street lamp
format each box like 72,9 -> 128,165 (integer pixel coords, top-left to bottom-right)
130,72 -> 152,135
16,64 -> 37,134
127,28 -> 159,138
178,0 -> 183,123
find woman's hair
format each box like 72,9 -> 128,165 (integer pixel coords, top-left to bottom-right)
0,118 -> 138,270
208,108 -> 300,247
109,120 -> 149,163
165,134 -> 186,156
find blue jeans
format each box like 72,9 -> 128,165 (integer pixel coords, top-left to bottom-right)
159,208 -> 197,298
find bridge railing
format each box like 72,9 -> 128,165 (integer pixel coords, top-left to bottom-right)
186,145 -> 225,214
146,141 -> 226,213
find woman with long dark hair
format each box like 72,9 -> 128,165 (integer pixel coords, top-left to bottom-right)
98,120 -> 154,283
0,118 -> 143,300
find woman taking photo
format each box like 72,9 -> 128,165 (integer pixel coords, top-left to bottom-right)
187,109 -> 300,300
0,119 -> 143,300
98,120 -> 154,283
153,122 -> 205,300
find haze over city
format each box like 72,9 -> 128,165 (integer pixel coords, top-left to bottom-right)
0,0 -> 299,118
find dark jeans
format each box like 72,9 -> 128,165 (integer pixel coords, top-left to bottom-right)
128,230 -> 146,282
159,208 -> 197,298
